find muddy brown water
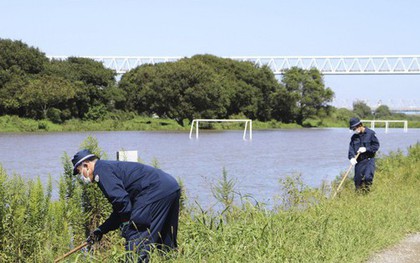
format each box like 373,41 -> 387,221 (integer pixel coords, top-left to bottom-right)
0,128 -> 419,208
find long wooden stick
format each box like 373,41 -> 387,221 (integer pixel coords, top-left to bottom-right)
333,152 -> 361,198
54,241 -> 88,263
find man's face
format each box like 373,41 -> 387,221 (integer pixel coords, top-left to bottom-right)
352,125 -> 362,134
78,162 -> 91,177
77,161 -> 94,184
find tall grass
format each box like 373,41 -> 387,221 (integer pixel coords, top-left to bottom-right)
0,142 -> 419,262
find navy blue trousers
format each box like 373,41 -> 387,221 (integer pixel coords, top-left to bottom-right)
354,158 -> 375,191
122,190 -> 180,262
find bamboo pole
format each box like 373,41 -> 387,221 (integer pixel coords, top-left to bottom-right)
333,152 -> 361,198
54,242 -> 88,263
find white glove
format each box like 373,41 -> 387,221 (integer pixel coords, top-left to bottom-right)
358,147 -> 367,153
350,158 -> 357,166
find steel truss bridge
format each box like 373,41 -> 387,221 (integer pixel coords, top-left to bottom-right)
49,55 -> 420,75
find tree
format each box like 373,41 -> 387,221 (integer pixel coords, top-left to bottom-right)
353,100 -> 372,119
120,57 -> 231,125
0,39 -> 49,116
46,57 -> 118,119
270,83 -> 292,122
189,55 -> 281,121
119,55 -> 283,125
374,104 -> 392,118
47,57 -> 116,88
0,72 -> 29,115
19,75 -> 76,119
0,38 -> 48,74
334,107 -> 354,125
281,67 -> 334,124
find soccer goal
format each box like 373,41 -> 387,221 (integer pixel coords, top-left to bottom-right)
189,119 -> 252,140
361,119 -> 408,133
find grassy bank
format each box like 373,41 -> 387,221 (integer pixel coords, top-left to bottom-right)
175,144 -> 420,262
2,114 -> 419,133
0,114 -> 186,132
0,140 -> 419,262
0,114 -> 301,132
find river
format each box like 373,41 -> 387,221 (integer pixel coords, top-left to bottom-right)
0,128 -> 418,208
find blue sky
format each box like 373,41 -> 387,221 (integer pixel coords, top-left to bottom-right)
1,0 -> 419,108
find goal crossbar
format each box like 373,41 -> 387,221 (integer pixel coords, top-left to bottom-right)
189,119 -> 253,140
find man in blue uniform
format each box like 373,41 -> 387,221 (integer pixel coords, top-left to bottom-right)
348,118 -> 380,192
71,149 -> 180,262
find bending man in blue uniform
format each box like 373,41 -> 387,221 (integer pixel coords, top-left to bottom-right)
72,149 -> 180,262
348,118 -> 380,192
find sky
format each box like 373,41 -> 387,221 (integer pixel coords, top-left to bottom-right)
0,0 -> 419,109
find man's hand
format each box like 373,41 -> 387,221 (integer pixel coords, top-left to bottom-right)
350,158 -> 357,166
357,147 -> 367,153
87,228 -> 103,244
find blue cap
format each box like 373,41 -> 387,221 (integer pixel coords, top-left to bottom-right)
349,117 -> 362,130
71,149 -> 97,175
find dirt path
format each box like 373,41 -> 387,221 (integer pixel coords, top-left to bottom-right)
366,233 -> 420,263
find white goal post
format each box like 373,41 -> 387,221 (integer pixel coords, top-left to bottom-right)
361,120 -> 408,133
189,119 -> 253,140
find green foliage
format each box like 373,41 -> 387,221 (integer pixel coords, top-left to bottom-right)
175,144 -> 420,262
119,54 -> 284,125
353,100 -> 373,118
19,75 -> 77,119
0,39 -> 48,117
46,57 -> 116,88
0,115 -> 62,132
0,39 -> 119,121
47,107 -> 63,123
281,67 -> 334,125
0,73 -> 29,114
0,171 -> 57,262
302,117 -> 322,127
84,104 -> 108,121
2,39 -> 419,130
211,167 -> 236,210
374,104 -> 392,119
335,107 -> 354,124
0,38 -> 48,74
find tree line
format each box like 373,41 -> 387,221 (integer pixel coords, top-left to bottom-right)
2,38 -> 373,127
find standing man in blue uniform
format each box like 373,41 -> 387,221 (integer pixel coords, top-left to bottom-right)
71,149 -> 180,262
348,118 -> 380,192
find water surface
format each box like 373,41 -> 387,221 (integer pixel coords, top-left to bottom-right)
0,128 -> 418,208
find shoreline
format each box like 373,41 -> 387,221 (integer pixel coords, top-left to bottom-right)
2,114 -> 419,133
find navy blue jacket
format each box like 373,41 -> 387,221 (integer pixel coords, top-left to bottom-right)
94,160 -> 180,233
348,127 -> 380,161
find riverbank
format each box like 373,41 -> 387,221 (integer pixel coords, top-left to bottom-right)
0,140 -> 419,262
0,114 -> 301,132
1,114 -> 419,133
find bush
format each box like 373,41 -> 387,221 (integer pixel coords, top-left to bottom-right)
47,107 -> 62,123
302,117 -> 322,127
84,105 -> 108,121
